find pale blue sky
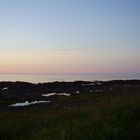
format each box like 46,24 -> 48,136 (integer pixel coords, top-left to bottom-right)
0,0 -> 140,74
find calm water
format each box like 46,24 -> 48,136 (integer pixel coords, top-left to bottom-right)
0,74 -> 140,83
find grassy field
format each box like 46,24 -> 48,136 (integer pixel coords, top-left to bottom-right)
0,85 -> 140,140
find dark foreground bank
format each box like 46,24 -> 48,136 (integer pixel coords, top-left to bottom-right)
0,80 -> 140,140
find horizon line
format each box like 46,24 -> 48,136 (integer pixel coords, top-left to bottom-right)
0,72 -> 140,75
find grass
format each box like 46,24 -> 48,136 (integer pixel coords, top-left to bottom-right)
0,86 -> 140,140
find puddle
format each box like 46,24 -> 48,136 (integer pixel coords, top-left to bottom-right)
9,100 -> 51,107
82,83 -> 95,86
42,93 -> 70,97
57,93 -> 70,96
42,93 -> 56,97
76,91 -> 80,94
1,87 -> 8,90
96,83 -> 102,85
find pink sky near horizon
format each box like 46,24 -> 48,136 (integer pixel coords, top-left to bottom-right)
0,49 -> 139,74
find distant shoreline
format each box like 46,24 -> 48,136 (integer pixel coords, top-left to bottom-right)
0,79 -> 140,84
0,73 -> 140,83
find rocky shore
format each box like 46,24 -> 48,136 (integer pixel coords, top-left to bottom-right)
0,80 -> 140,110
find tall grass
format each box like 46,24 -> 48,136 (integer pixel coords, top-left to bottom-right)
0,91 -> 140,140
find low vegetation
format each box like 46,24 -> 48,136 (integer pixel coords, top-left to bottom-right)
0,81 -> 140,140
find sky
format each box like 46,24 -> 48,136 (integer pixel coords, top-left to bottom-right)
0,0 -> 140,74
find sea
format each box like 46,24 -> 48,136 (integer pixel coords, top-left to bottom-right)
0,73 -> 140,83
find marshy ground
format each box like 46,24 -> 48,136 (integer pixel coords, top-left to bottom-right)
0,80 -> 140,140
